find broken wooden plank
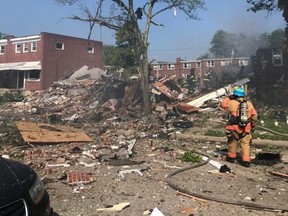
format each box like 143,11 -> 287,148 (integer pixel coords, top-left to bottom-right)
16,121 -> 93,144
16,121 -> 83,132
152,81 -> 174,99
175,102 -> 199,113
270,171 -> 288,178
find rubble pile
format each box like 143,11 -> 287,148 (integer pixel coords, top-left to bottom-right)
2,76 -> 143,125
0,70 -> 288,215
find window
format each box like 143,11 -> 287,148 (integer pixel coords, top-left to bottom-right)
153,65 -> 163,70
23,43 -> 29,53
272,49 -> 283,66
15,44 -> 21,53
196,62 -> 201,68
28,70 -> 40,80
87,47 -> 94,53
182,73 -> 188,79
167,64 -> 175,70
221,60 -> 231,66
56,42 -> 64,50
239,59 -> 249,66
206,60 -> 215,67
183,63 -> 191,69
0,46 -> 4,54
31,42 -> 37,52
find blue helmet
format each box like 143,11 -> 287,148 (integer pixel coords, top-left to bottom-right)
233,86 -> 245,97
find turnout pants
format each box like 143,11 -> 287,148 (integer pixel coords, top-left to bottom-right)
226,130 -> 252,162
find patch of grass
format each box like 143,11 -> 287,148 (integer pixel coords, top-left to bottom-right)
205,129 -> 225,137
252,132 -> 288,141
261,144 -> 281,152
180,151 -> 201,163
0,92 -> 24,104
259,120 -> 288,134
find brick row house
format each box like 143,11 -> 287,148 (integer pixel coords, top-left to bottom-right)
253,47 -> 288,105
150,57 -> 251,89
0,32 -> 104,90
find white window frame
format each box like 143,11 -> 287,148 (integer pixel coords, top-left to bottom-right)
221,60 -> 231,66
23,43 -> 29,53
153,65 -> 163,70
56,42 -> 64,50
196,62 -> 201,68
87,46 -> 94,54
272,49 -> 283,66
239,59 -> 248,66
182,73 -> 188,79
221,60 -> 226,66
183,63 -> 191,69
31,42 -> 37,52
15,44 -> 21,53
206,61 -> 215,67
0,45 -> 4,54
167,64 -> 175,70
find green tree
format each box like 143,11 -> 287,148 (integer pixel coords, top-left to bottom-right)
0,33 -> 11,39
54,0 -> 205,115
103,45 -> 117,66
260,28 -> 286,48
247,0 -> 288,45
209,30 -> 238,58
103,22 -> 141,78
247,0 -> 280,12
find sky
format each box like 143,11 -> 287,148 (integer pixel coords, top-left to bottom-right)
0,0 -> 286,62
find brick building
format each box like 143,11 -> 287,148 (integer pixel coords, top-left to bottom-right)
151,57 -> 250,80
253,47 -> 288,105
150,56 -> 251,89
0,32 -> 104,90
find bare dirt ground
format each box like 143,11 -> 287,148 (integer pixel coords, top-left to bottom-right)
0,99 -> 288,216
43,138 -> 288,216
2,131 -> 287,216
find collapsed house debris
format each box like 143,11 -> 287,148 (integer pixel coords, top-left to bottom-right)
186,78 -> 250,108
0,66 -> 288,215
16,121 -> 93,144
151,75 -> 250,115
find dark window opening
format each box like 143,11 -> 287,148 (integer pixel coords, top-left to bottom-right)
28,70 -> 40,79
56,42 -> 64,50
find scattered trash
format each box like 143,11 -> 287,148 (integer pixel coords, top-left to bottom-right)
202,156 -> 230,173
67,172 -> 95,186
219,164 -> 231,173
96,202 -> 130,212
118,169 -> 143,179
150,207 -> 165,216
46,163 -> 70,168
73,183 -> 85,193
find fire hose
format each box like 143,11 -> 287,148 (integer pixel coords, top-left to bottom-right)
166,144 -> 288,212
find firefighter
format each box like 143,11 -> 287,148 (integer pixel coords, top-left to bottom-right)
221,85 -> 258,167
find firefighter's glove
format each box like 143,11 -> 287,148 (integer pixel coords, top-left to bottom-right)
251,120 -> 257,128
226,130 -> 234,143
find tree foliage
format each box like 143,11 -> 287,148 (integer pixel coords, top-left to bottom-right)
247,0 -> 288,46
246,0 -> 280,13
54,0 -> 205,115
0,33 -> 11,39
209,30 -> 238,58
209,29 -> 285,58
260,28 -> 286,48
